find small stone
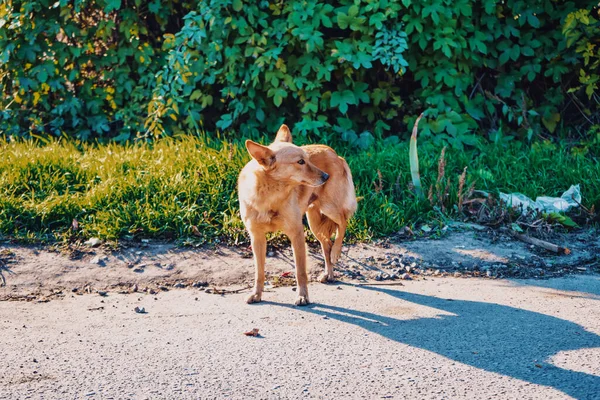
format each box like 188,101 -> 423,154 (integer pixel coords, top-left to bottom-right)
401,273 -> 412,280
486,270 -> 493,277
133,267 -> 144,273
98,291 -> 108,297
375,272 -> 383,281
267,251 -> 275,257
71,287 -> 78,293
159,286 -> 169,291
453,272 -> 462,278
89,255 -> 107,266
134,306 -> 146,314
84,238 -> 102,247
174,282 -> 186,288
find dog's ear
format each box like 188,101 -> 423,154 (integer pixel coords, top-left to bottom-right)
245,140 -> 275,168
274,124 -> 292,143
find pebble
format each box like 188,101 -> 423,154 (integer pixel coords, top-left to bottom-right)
174,282 -> 186,288
89,255 -> 107,266
267,251 -> 275,257
84,238 -> 102,247
401,273 -> 412,280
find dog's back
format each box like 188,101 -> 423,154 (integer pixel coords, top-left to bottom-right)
303,144 -> 357,221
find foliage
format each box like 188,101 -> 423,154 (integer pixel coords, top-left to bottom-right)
0,0 -> 192,141
1,1 -> 599,147
1,137 -> 598,242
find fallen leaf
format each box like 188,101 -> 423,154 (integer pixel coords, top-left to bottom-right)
243,328 -> 259,337
192,225 -> 202,237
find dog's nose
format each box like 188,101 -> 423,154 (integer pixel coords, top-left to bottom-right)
322,173 -> 329,182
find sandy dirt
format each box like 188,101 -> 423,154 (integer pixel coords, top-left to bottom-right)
1,276 -> 599,399
1,229 -> 598,301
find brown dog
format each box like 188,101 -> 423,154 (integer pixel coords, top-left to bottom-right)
238,124 -> 357,305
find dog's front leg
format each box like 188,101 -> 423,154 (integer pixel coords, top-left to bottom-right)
246,231 -> 266,304
287,228 -> 310,306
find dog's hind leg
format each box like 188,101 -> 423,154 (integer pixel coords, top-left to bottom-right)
306,207 -> 337,283
246,230 -> 266,304
317,206 -> 348,266
330,217 -> 348,265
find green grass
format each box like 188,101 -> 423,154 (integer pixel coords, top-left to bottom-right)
1,136 -> 599,243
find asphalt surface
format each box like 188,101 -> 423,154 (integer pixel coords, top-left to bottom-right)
1,276 -> 600,399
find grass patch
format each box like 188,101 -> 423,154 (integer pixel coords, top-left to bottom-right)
1,136 -> 599,243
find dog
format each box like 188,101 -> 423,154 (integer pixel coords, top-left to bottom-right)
238,124 -> 357,306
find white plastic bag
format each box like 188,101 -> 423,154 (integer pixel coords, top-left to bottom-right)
499,184 -> 581,213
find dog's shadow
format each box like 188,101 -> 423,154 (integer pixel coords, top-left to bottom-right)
267,284 -> 600,399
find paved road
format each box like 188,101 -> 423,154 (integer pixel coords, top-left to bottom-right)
1,276 -> 600,399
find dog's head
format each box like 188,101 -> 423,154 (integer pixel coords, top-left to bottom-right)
245,124 -> 329,187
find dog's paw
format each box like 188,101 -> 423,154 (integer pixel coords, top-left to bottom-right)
318,272 -> 335,283
294,295 -> 310,306
246,292 -> 262,304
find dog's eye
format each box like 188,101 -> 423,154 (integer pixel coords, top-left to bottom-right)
297,159 -> 305,165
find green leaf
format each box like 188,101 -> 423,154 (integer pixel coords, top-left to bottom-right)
330,90 -> 356,114
410,115 -> 424,200
542,113 -> 560,133
499,49 -> 510,65
104,0 -> 121,12
232,0 -> 243,12
369,13 -> 385,29
527,14 -> 540,28
509,45 -> 520,61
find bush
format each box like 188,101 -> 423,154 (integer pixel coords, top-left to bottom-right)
1,1 -> 599,147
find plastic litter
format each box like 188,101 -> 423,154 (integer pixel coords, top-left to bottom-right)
499,184 -> 581,213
